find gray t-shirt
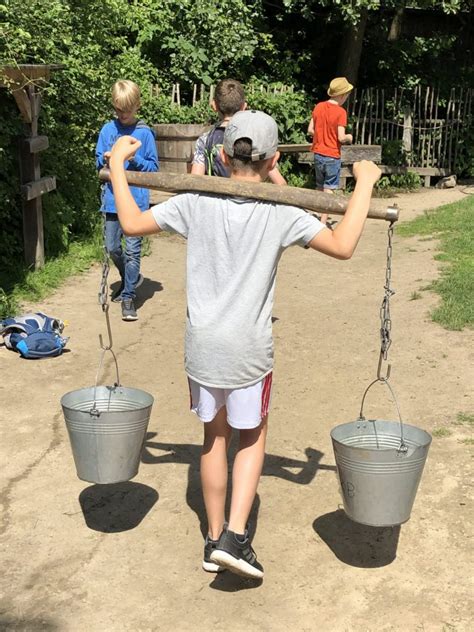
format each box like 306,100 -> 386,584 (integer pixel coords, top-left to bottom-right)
152,193 -> 324,388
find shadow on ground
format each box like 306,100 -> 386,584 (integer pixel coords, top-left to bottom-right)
109,276 -> 163,309
313,509 -> 401,568
0,615 -> 59,631
142,433 -> 336,541
79,481 -> 158,533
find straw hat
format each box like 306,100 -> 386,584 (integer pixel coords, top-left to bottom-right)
327,77 -> 353,97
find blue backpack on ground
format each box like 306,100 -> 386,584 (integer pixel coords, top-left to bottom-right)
204,123 -> 230,177
0,313 -> 68,359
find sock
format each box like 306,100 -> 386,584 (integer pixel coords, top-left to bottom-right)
235,532 -> 247,543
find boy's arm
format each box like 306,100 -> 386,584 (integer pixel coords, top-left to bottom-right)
191,163 -> 206,175
307,117 -> 315,138
128,131 -> 159,172
109,136 -> 162,236
191,133 -> 206,175
95,128 -> 107,170
268,165 -> 287,185
338,126 -> 353,144
308,160 -> 381,260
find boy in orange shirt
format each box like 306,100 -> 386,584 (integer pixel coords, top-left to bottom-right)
307,77 -> 353,223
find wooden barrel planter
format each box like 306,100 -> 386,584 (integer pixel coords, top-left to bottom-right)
153,123 -> 210,173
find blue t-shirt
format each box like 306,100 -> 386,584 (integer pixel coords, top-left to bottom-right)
96,119 -> 159,212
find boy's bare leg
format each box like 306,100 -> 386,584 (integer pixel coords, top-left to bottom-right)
320,188 -> 335,225
201,406 -> 232,540
228,416 -> 269,534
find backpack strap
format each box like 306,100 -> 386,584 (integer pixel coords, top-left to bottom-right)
135,120 -> 156,139
204,123 -> 229,177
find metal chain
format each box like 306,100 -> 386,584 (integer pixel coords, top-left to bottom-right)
377,220 -> 396,380
98,239 -> 110,312
364,212 -> 408,453
89,218 -> 121,416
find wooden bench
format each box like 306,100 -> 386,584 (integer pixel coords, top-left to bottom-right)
279,144 -> 451,188
279,143 -> 382,165
340,165 -> 452,188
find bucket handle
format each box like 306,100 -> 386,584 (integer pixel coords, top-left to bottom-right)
90,347 -> 121,417
358,378 -> 408,454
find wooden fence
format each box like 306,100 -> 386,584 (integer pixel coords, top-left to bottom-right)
150,82 -> 295,106
151,83 -> 473,172
346,86 -> 473,171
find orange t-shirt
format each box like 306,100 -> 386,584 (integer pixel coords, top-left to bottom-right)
311,101 -> 348,159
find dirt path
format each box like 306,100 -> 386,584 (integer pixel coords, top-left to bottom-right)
1,186 -> 473,632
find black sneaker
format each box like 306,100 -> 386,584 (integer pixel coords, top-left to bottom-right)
202,535 -> 224,573
210,527 -> 264,579
122,298 -> 138,321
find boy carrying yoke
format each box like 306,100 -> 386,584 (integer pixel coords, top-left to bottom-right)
108,110 -> 381,580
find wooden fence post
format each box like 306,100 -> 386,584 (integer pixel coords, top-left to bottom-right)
402,104 -> 413,164
1,65 -> 60,269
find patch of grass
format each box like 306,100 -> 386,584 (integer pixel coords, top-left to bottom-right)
397,196 -> 474,330
1,230 -> 103,319
454,412 -> 474,426
459,438 -> 474,446
432,427 -> 452,438
0,230 -> 155,320
410,291 -> 422,300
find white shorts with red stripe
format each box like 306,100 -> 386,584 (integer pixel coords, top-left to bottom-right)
188,373 -> 273,430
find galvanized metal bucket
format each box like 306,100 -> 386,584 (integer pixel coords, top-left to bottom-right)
61,351 -> 153,484
331,379 -> 431,527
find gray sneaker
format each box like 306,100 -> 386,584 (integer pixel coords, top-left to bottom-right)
122,298 -> 138,321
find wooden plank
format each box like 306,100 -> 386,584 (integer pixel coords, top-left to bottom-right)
426,87 -> 435,167
434,87 -> 441,167
341,165 -> 451,178
355,88 -> 364,143
341,144 -> 382,164
280,144 -> 381,164
296,145 -> 382,165
422,86 -> 430,167
99,168 -> 399,221
19,142 -> 44,268
21,175 -> 56,201
0,65 -> 50,88
361,88 -> 369,144
12,88 -> 32,123
368,87 -> 373,145
22,135 -> 49,154
374,87 -> 379,144
381,88 -> 385,144
278,144 -> 311,153
453,87 -> 463,172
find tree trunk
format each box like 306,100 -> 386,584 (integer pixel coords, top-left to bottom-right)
337,8 -> 369,85
388,6 -> 405,42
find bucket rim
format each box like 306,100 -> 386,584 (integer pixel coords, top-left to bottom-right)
330,418 -> 432,449
61,384 -> 154,409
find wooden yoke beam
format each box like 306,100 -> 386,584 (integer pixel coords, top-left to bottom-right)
99,169 -> 399,222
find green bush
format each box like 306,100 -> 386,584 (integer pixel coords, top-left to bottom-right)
376,171 -> 422,192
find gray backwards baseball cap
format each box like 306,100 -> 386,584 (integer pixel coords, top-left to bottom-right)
223,110 -> 279,161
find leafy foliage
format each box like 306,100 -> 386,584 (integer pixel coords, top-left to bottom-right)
0,0 -> 470,308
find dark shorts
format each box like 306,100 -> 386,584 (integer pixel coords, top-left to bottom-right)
314,153 -> 341,189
